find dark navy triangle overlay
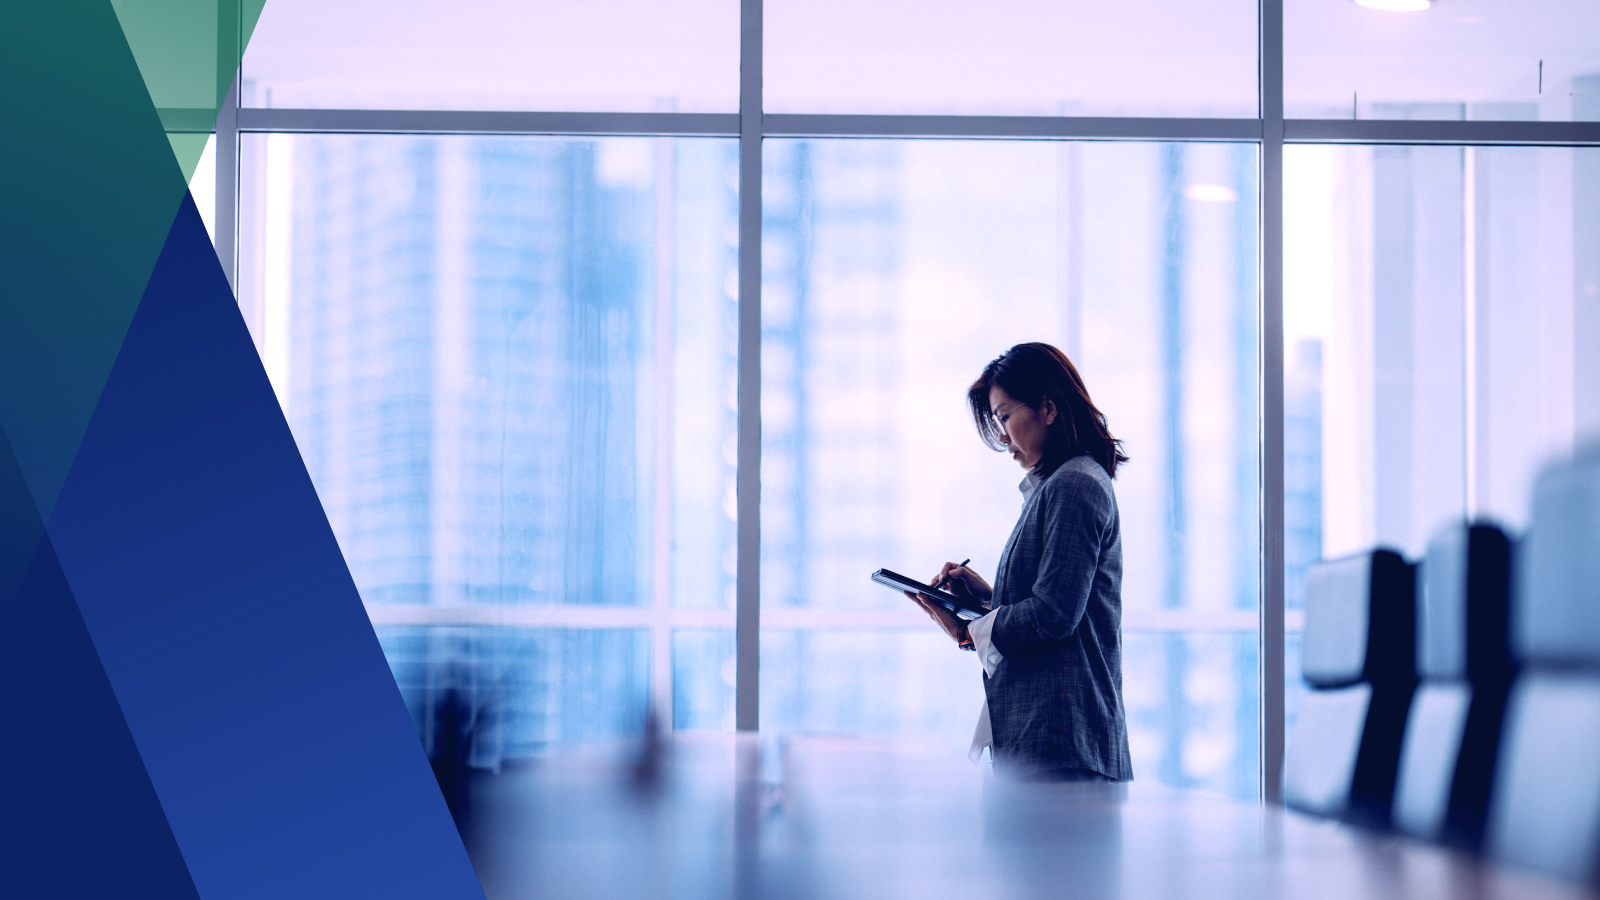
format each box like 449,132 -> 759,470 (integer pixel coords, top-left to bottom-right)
45,193 -> 484,899
0,515 -> 202,899
0,423 -> 43,607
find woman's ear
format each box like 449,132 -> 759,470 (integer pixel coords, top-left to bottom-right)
1041,398 -> 1058,426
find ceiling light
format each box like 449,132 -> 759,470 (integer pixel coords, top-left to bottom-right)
1354,0 -> 1432,11
1184,184 -> 1238,203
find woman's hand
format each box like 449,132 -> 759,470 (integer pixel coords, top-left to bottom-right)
902,562 -> 991,647
905,590 -> 969,645
932,562 -> 992,606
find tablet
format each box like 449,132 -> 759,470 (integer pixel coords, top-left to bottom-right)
871,568 -> 990,621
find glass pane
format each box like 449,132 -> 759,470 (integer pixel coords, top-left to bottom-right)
1287,2 -> 1600,121
760,139 -> 1260,796
1283,144 -> 1600,692
673,630 -> 735,730
1124,633 -> 1259,796
765,0 -> 1257,117
1285,630 -> 1306,742
238,134 -> 740,762
379,626 -> 649,756
762,631 -> 985,737
241,0 -> 739,112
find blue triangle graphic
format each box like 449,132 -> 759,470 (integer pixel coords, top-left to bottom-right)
0,429 -> 200,898
46,193 -> 483,898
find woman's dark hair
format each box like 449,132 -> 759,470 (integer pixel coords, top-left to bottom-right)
967,342 -> 1128,479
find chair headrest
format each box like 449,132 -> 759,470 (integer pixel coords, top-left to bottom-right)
1516,457 -> 1600,666
1418,522 -> 1513,681
1302,549 -> 1415,688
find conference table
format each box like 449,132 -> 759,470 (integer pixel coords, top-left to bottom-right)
461,734 -> 1595,900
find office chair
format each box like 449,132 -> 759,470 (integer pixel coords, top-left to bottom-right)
1283,549 -> 1417,828
1391,522 -> 1514,849
1487,454 -> 1600,882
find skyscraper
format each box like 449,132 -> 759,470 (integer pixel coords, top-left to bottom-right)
285,136 -> 667,761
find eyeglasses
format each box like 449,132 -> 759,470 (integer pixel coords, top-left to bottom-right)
991,401 -> 1027,429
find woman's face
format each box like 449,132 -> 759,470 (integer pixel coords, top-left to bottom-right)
989,384 -> 1056,471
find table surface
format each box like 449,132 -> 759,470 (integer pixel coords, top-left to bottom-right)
458,734 -> 1596,900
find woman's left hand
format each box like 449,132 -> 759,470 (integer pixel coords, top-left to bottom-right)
904,590 -> 969,646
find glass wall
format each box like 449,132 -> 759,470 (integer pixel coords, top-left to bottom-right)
1282,144 -> 1600,728
765,0 -> 1257,117
1286,1 -> 1600,121
760,140 -> 1261,797
241,0 -> 739,112
204,0 -> 1600,801
237,134 -> 741,759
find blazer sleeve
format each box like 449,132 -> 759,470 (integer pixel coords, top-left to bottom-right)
988,469 -> 1109,657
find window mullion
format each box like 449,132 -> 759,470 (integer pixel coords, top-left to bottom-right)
1260,0 -> 1287,804
735,0 -> 764,732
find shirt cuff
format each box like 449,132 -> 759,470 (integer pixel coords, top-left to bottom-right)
969,698 -> 992,763
968,610 -> 1003,678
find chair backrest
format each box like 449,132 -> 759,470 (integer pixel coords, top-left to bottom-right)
1392,523 -> 1513,847
1488,455 -> 1600,882
1512,457 -> 1600,666
1489,673 -> 1600,880
1417,524 -> 1514,684
1285,549 -> 1416,826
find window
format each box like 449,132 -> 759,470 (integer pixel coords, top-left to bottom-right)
765,0 -> 1257,117
237,134 -> 741,756
206,0 -> 1600,800
1283,144 -> 1600,733
760,139 -> 1259,794
1286,1 -> 1600,121
241,0 -> 739,112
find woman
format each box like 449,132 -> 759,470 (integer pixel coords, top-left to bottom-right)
907,342 -> 1132,782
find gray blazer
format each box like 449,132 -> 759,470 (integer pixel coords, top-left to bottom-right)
984,452 -> 1133,781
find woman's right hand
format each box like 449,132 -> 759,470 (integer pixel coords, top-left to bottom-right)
932,562 -> 992,608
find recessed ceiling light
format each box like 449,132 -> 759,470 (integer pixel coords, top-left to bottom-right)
1184,184 -> 1238,203
1354,0 -> 1432,10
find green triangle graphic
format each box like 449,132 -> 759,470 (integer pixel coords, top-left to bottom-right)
110,0 -> 269,183
167,133 -> 213,182
0,0 -> 267,524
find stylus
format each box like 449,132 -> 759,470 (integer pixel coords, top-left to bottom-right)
934,559 -> 970,592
